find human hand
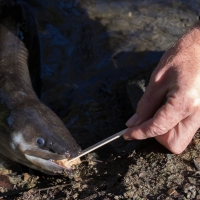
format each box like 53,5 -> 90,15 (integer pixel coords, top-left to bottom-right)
123,21 -> 200,154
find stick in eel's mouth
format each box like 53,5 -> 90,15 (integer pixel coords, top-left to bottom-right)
0,2 -> 81,175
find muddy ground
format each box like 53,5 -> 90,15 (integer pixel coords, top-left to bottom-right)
1,131 -> 200,199
1,0 -> 200,199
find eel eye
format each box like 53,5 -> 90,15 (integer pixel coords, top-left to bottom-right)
36,137 -> 45,147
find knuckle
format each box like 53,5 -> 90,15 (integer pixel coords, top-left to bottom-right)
190,96 -> 200,107
147,123 -> 168,137
167,95 -> 194,117
182,89 -> 200,108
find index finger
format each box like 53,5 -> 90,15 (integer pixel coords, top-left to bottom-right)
123,95 -> 191,139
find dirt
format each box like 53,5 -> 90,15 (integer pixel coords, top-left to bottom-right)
1,0 -> 200,199
1,132 -> 200,199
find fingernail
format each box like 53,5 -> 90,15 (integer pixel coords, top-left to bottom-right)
123,135 -> 133,140
125,113 -> 139,127
123,129 -> 134,140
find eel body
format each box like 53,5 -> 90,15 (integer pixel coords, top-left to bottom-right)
0,2 -> 81,175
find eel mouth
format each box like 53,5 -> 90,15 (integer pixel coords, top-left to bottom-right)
24,149 -> 81,175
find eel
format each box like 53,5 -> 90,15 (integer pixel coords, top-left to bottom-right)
0,2 -> 81,175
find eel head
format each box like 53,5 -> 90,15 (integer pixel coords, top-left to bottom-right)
0,100 -> 81,175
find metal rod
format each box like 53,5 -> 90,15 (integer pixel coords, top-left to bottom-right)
69,128 -> 128,162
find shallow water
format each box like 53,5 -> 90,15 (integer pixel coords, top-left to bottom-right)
21,0 -> 199,152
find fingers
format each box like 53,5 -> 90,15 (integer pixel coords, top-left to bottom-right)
156,112 -> 200,154
126,78 -> 167,127
124,105 -> 200,154
124,93 -> 192,140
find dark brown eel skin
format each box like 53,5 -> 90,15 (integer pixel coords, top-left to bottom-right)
0,2 -> 81,175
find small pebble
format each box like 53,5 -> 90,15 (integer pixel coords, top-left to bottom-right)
183,183 -> 195,193
193,138 -> 200,146
23,173 -> 30,181
72,182 -> 80,189
194,158 -> 200,170
28,189 -> 34,193
187,191 -> 192,199
188,177 -> 196,185
128,12 -> 132,17
124,190 -> 134,198
165,197 -> 173,200
167,154 -> 173,159
73,193 -> 79,198
0,169 -> 12,175
167,188 -> 176,196
191,190 -> 196,198
194,171 -> 200,176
